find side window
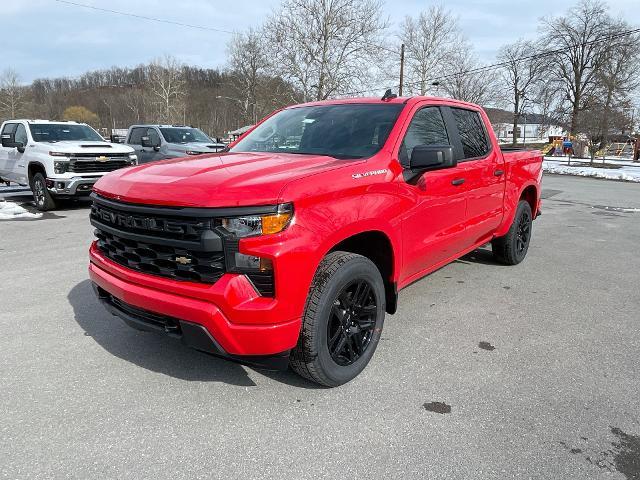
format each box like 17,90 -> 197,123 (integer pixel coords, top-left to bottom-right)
147,128 -> 161,145
14,124 -> 28,145
128,128 -> 146,145
450,108 -> 490,159
1,123 -> 18,135
399,107 -> 449,166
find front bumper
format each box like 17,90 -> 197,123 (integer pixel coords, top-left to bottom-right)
47,176 -> 99,196
89,243 -> 301,361
93,283 -> 291,369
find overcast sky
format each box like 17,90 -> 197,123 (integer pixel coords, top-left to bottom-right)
4,0 -> 640,83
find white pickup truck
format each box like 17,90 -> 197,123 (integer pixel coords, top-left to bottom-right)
0,119 -> 137,211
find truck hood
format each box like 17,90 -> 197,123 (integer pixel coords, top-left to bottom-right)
39,140 -> 134,154
93,151 -> 352,207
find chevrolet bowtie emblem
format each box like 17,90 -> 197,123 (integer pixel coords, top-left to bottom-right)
97,155 -> 109,162
175,256 -> 192,265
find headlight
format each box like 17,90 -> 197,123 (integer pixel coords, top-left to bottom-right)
221,203 -> 293,238
128,154 -> 138,164
54,161 -> 69,174
49,151 -> 69,157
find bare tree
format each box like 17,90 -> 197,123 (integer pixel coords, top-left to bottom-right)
439,46 -> 500,106
0,69 -> 26,118
399,6 -> 461,95
147,55 -> 186,123
531,78 -> 564,140
541,0 -> 613,135
264,0 -> 389,101
596,21 -> 640,149
227,28 -> 269,124
497,40 -> 545,145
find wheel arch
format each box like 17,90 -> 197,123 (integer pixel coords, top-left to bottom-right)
328,230 -> 398,315
27,162 -> 47,186
520,184 -> 538,216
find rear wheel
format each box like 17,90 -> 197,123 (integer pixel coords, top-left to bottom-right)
31,172 -> 57,211
290,252 -> 385,387
492,200 -> 532,265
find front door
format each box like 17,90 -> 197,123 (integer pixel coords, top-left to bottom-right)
139,127 -> 164,164
0,123 -> 28,184
397,105 -> 469,285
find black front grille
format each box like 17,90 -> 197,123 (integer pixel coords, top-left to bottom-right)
95,229 -> 226,283
70,159 -> 130,173
90,194 -> 276,295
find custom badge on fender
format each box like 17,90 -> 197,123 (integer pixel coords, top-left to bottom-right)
352,169 -> 388,179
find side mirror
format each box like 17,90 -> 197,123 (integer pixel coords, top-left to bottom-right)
141,136 -> 153,148
409,144 -> 456,172
1,132 -> 25,151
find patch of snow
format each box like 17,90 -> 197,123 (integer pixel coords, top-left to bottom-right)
0,200 -> 42,220
543,158 -> 640,183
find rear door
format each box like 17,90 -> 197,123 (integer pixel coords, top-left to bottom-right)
397,104 -> 470,283
448,107 -> 505,245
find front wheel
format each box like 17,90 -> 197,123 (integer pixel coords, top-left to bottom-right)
492,200 -> 533,265
290,252 -> 385,387
31,172 -> 57,211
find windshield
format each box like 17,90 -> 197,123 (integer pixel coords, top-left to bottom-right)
159,127 -> 211,143
29,123 -> 104,142
230,103 -> 404,159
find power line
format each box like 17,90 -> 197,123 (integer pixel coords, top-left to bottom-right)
52,0 -> 235,35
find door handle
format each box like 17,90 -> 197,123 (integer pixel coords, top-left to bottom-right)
451,178 -> 465,186
494,169 -> 504,176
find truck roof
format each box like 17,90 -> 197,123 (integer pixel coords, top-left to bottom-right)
128,124 -> 195,128
3,119 -> 85,125
292,96 -> 482,111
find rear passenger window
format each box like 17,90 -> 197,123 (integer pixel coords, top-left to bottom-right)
128,128 -> 146,145
399,107 -> 449,166
451,108 -> 490,159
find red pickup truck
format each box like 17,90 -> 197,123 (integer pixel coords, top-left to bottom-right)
89,96 -> 542,386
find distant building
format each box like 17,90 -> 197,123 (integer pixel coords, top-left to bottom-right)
485,107 -> 565,143
492,122 -> 565,144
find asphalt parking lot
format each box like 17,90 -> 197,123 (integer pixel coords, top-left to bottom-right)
1,175 -> 639,479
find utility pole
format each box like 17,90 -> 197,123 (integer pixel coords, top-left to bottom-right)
399,43 -> 405,97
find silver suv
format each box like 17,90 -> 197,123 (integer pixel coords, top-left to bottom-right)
125,125 -> 226,164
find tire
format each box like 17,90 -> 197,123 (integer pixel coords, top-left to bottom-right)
290,251 -> 386,387
31,172 -> 57,211
492,200 -> 533,265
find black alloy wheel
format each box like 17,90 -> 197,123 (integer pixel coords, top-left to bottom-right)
327,279 -> 377,366
516,209 -> 531,255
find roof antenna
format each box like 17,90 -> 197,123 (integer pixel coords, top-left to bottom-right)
381,89 -> 397,101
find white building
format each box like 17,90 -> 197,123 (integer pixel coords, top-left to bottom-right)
493,122 -> 565,144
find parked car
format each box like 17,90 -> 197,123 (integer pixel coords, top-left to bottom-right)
0,120 -> 137,211
89,96 -> 543,386
125,125 -> 226,163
